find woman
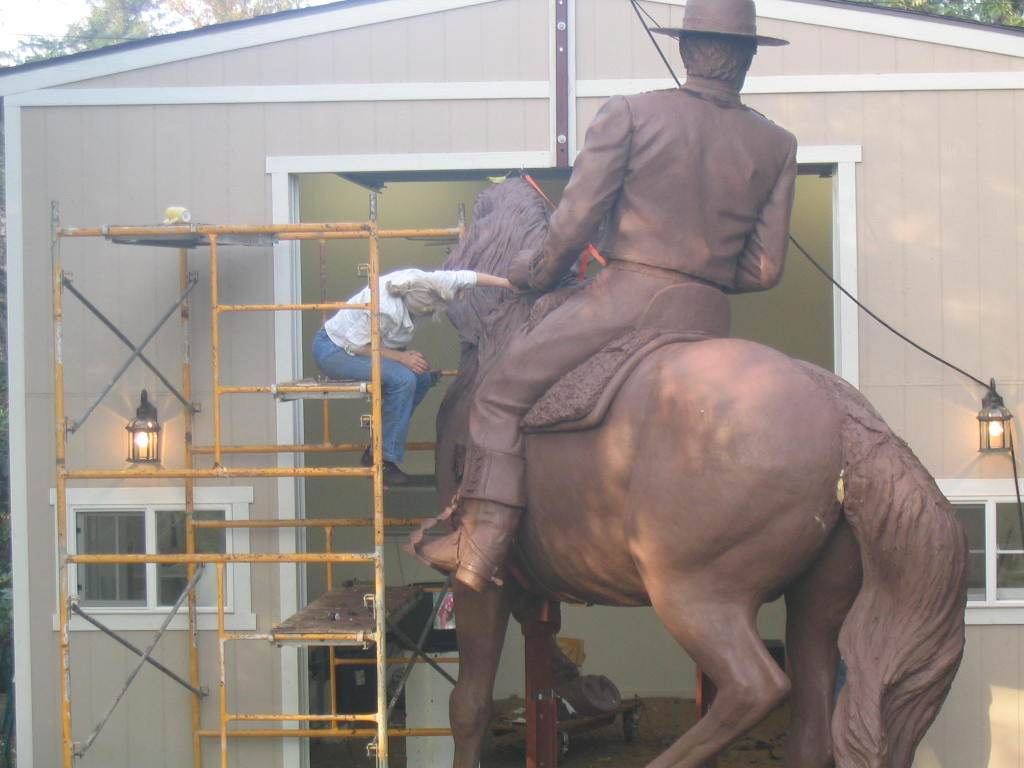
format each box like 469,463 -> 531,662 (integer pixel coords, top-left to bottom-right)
312,268 -> 512,485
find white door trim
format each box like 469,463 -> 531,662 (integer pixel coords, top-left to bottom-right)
272,170 -> 305,767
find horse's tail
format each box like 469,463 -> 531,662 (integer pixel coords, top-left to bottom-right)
834,415 -> 967,766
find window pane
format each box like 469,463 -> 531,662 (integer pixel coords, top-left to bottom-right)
966,553 -> 986,602
157,510 -> 225,607
953,504 -> 986,601
955,504 -> 985,550
997,554 -> 1024,600
77,510 -> 146,607
997,503 -> 1024,552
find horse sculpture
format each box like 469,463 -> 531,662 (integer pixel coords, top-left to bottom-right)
427,179 -> 967,768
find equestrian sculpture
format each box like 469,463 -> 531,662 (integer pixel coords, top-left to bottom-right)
408,1 -> 968,765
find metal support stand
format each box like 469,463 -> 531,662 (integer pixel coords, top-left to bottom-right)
524,601 -> 561,768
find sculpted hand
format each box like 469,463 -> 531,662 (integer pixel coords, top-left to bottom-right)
508,247 -> 541,291
399,350 -> 431,374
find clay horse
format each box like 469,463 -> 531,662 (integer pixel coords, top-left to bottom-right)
423,179 -> 967,768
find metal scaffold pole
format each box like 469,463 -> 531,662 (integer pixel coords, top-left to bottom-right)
51,208 -> 466,768
368,192 -> 389,767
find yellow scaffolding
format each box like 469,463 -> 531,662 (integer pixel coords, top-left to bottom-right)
52,197 -> 464,767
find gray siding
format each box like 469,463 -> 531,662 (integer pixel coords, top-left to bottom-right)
10,0 -> 1024,765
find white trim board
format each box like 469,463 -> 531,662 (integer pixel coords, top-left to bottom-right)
577,71 -> 1024,99
272,170 -> 305,766
14,70 -> 1021,111
8,81 -> 550,107
4,101 -> 33,768
0,0 -> 506,97
266,150 -> 553,175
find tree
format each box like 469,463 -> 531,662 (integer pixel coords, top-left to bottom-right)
0,0 -> 313,66
858,0 -> 1024,27
1,0 -> 161,66
163,0 -> 305,27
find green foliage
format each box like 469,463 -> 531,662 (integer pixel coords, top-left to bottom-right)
1,0 -> 309,66
163,0 -> 305,27
853,0 -> 1024,27
2,0 -> 160,65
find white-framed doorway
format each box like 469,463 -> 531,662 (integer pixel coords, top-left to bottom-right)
267,145 -> 861,762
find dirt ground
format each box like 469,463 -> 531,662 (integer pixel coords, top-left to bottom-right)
310,698 -> 787,767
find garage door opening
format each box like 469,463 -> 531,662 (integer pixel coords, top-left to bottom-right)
292,166 -> 836,765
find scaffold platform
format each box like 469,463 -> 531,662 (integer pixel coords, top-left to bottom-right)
272,377 -> 370,401
271,585 -> 423,646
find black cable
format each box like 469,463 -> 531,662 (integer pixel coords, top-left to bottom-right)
628,0 -> 682,89
788,234 -> 990,391
793,233 -> 1024,547
633,0 -> 661,27
1010,426 -> 1024,551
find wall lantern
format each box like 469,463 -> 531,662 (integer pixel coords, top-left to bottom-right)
127,390 -> 161,463
978,379 -> 1013,453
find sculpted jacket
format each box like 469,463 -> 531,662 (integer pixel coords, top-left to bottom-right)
529,77 -> 799,293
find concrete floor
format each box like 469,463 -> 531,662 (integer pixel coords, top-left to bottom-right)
309,698 -> 787,767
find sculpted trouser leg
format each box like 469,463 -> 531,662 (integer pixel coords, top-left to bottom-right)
413,265 -> 687,590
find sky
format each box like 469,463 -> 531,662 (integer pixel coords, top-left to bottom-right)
0,0 -> 91,53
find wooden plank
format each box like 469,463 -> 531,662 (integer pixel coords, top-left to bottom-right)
272,584 -> 422,637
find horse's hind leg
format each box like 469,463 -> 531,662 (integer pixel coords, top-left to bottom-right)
450,582 -> 512,768
643,585 -> 791,768
784,520 -> 862,768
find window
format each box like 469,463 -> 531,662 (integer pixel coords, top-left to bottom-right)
53,487 -> 255,631
941,479 -> 1024,624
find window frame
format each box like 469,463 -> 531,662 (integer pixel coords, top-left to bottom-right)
939,478 -> 1024,625
52,486 -> 256,631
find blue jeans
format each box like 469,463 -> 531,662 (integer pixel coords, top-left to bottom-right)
312,328 -> 434,463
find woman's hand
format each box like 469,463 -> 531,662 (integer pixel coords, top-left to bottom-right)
397,350 -> 431,374
475,272 -> 515,290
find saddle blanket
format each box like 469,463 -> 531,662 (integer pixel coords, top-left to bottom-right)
521,328 -> 711,433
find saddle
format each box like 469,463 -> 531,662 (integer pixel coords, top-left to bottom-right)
521,281 -> 730,433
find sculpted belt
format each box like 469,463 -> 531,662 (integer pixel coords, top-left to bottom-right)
605,259 -> 725,290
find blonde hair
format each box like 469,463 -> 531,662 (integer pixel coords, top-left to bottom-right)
386,271 -> 456,320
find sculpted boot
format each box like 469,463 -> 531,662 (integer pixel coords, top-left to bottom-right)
409,498 -> 523,592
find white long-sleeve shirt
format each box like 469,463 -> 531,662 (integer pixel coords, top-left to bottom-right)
323,269 -> 478,353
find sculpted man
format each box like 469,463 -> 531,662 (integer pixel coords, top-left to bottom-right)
410,0 -> 798,591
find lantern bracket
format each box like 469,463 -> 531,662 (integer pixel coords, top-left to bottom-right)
63,275 -> 200,433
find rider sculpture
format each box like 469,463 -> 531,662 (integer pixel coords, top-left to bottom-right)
410,0 -> 797,591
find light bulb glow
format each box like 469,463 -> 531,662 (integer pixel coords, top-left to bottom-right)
134,431 -> 151,450
989,420 -> 1005,440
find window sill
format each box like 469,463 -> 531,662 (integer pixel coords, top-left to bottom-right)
965,605 -> 1024,625
54,611 -> 257,632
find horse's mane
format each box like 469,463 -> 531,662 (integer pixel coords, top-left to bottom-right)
435,179 -> 551,500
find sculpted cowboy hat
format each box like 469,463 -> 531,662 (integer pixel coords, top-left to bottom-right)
652,0 -> 789,47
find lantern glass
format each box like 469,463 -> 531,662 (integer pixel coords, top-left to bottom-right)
127,390 -> 161,463
978,385 -> 1013,453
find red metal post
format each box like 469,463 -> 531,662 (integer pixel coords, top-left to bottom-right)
523,601 -> 561,768
553,0 -> 570,167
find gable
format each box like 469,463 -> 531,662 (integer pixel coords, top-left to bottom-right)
1,0 -> 1022,98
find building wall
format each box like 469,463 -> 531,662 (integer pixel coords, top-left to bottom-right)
9,0 -> 1024,765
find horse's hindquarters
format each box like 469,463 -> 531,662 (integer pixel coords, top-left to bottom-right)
519,338 -> 847,607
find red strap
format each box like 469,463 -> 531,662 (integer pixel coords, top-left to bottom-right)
521,174 -> 608,279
